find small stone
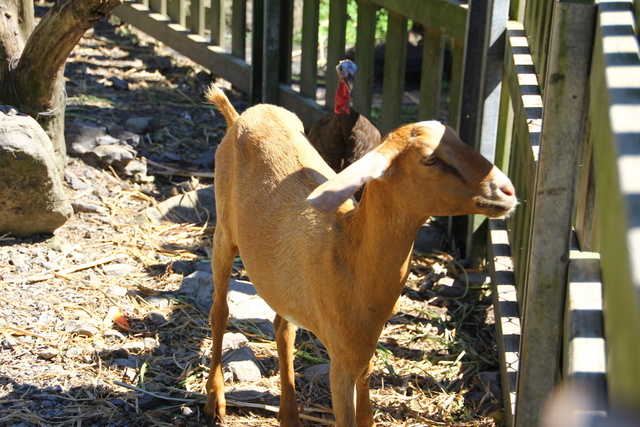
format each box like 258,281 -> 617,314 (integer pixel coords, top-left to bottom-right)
433,277 -> 466,298
222,332 -> 248,350
110,76 -> 129,90
65,347 -> 83,359
301,363 -> 331,388
145,311 -> 167,324
72,200 -> 109,214
106,285 -> 129,296
103,263 -> 137,277
37,347 -> 59,359
103,329 -> 126,341
144,295 -> 172,309
125,117 -> 152,134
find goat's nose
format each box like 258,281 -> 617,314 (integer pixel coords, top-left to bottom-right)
500,181 -> 516,197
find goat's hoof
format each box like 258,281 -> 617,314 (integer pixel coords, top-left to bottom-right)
203,394 -> 226,426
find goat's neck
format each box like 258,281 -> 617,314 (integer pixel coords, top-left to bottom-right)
343,182 -> 423,310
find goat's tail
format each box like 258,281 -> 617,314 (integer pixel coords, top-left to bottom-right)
205,83 -> 239,129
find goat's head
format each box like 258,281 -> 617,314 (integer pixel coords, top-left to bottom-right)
307,120 -> 517,219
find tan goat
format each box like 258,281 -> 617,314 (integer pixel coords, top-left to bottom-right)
203,84 -> 516,426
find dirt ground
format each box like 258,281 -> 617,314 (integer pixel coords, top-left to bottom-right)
0,14 -> 504,427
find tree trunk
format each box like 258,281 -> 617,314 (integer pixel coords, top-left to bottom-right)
0,0 -> 122,171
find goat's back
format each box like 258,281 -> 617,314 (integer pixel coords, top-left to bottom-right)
214,103 -> 348,326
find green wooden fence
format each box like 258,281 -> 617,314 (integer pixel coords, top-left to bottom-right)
113,0 -> 640,426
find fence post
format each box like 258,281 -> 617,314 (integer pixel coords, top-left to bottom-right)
457,0 -> 509,262
516,2 -> 595,426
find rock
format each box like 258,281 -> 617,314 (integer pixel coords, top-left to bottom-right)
66,122 -> 108,156
223,332 -> 249,350
301,363 -> 331,388
143,186 -> 216,225
144,295 -> 173,309
102,263 -> 137,276
71,200 -> 109,214
0,106 -> 73,236
110,76 -> 129,90
433,276 -> 466,298
37,347 -> 59,359
179,274 -> 275,337
106,123 -> 140,147
223,346 -> 263,382
125,117 -> 152,134
225,384 -> 271,401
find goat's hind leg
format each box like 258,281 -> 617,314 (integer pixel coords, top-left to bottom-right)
204,228 -> 237,423
274,314 -> 303,427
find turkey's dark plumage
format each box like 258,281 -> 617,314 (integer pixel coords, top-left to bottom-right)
307,59 -> 382,174
308,110 -> 382,172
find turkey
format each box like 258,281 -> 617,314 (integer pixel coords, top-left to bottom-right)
307,59 -> 382,173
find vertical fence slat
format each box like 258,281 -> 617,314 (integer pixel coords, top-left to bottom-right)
251,0 -> 264,104
168,0 -> 187,27
325,0 -> 347,111
189,0 -> 205,36
149,0 -> 166,16
279,0 -> 294,84
262,0 -> 281,103
488,218 -> 521,427
590,0 -> 640,409
564,248 -> 607,412
210,0 -> 225,46
448,38 -> 465,131
380,11 -> 407,134
516,3 -> 596,426
418,26 -> 445,121
231,0 -> 247,59
353,0 -> 377,118
300,0 -> 320,99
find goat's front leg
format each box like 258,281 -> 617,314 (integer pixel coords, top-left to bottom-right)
274,314 -> 302,427
330,361 -> 358,426
330,359 -> 376,427
204,234 -> 236,423
355,361 -> 374,427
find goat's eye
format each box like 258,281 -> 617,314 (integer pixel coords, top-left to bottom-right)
420,156 -> 438,166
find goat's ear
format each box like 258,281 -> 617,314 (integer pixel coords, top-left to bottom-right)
306,151 -> 390,212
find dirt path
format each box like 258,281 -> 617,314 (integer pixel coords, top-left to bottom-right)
0,15 -> 503,427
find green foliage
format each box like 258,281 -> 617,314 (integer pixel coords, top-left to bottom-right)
318,0 -> 390,46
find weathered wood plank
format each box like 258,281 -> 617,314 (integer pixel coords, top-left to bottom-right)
352,0 -> 377,118
516,3 -> 596,426
299,0 -> 320,99
210,0 -> 225,46
278,84 -> 326,130
325,0 -> 348,111
189,0 -> 205,36
168,0 -> 186,27
448,38 -> 464,131
418,26 -> 445,121
564,247 -> 607,411
113,2 -> 251,94
502,21 -> 542,297
380,10 -> 407,134
488,218 -> 521,427
231,0 -> 247,59
262,0 -> 281,103
279,0 -> 294,84
372,0 -> 467,41
251,0 -> 264,104
590,0 -> 640,408
149,0 -> 166,16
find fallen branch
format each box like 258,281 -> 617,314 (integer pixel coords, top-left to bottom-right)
23,253 -> 126,283
146,158 -> 215,179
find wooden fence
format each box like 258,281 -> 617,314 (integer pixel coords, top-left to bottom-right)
113,0 -> 640,426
